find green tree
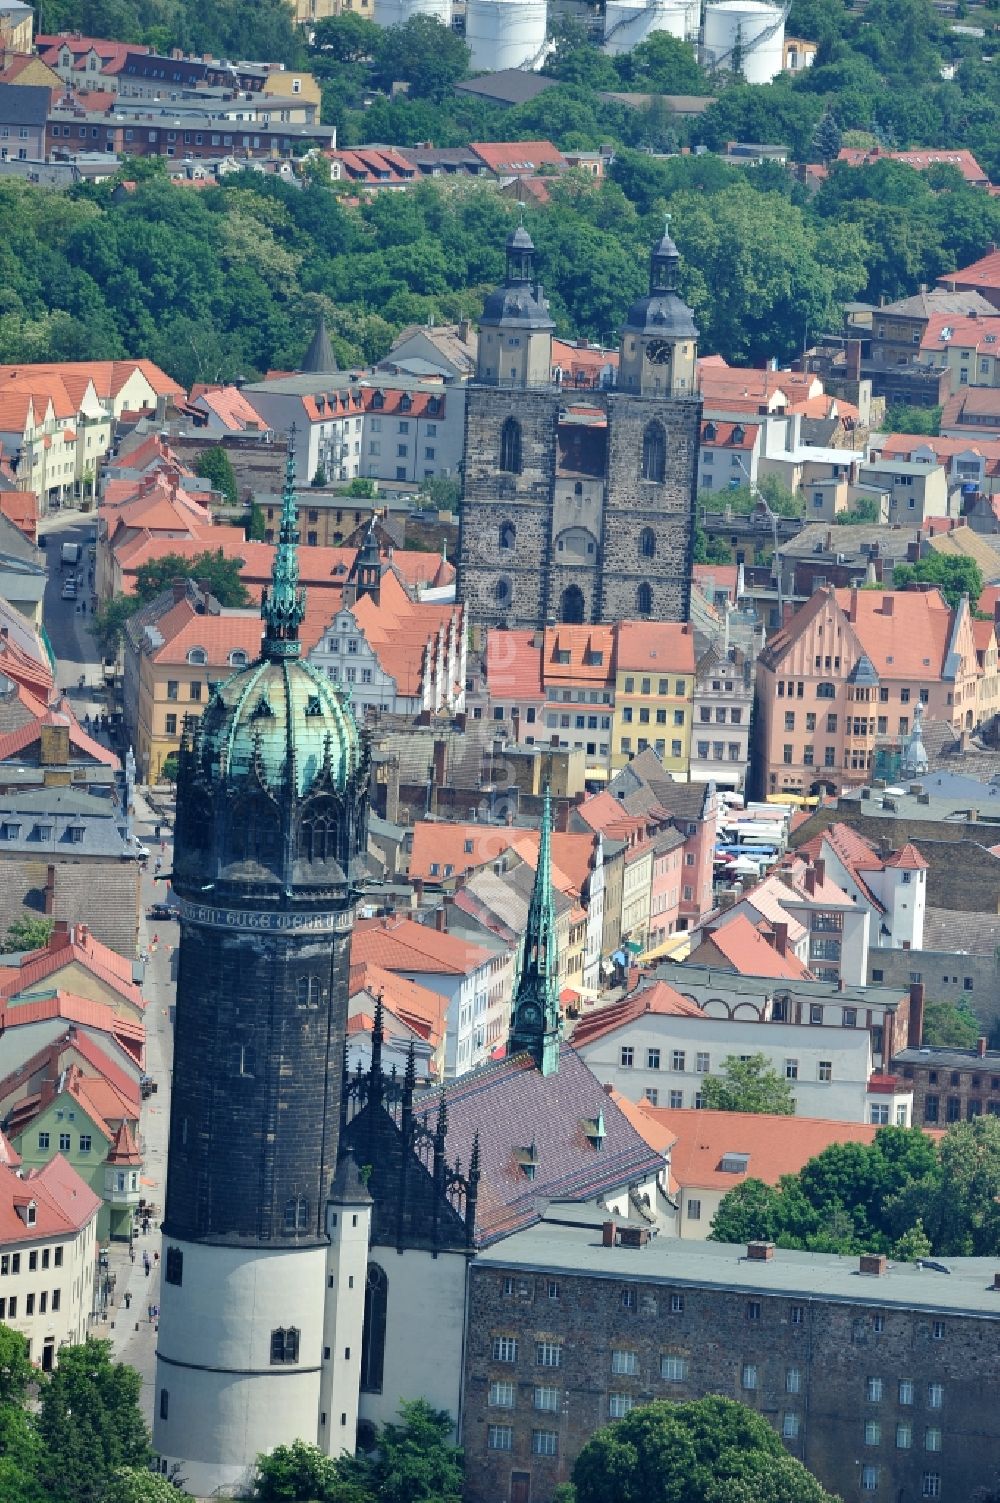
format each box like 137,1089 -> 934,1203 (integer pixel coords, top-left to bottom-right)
373,16 -> 469,101
133,549 -> 249,607
340,1400 -> 462,1503
922,999 -> 982,1048
247,500 -> 267,541
36,1340 -> 151,1503
311,12 -> 381,63
700,1054 -> 796,1115
419,474 -> 461,511
1,915 -> 54,954
103,1470 -> 185,1503
159,752 -> 180,784
345,477 -> 377,498
693,526 -> 732,565
618,31 -> 708,95
194,445 -> 238,505
253,1438 -> 369,1502
884,403 -> 941,436
835,496 -> 881,523
893,554 -> 984,611
709,1177 -> 783,1244
811,108 -> 842,164
572,1397 -> 838,1503
91,595 -> 139,659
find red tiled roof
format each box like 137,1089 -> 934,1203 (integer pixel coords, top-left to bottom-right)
571,979 -> 703,1048
352,917 -> 493,977
939,247 -> 1000,292
883,842 -> 929,871
0,989 -> 145,1050
5,922 -> 143,1010
700,419 -> 759,449
0,1154 -> 101,1244
106,1120 -> 142,1165
485,629 -> 545,701
349,961 -> 448,1048
629,1106 -> 929,1191
614,621 -> 696,674
469,140 -> 567,174
838,146 -> 988,185
692,913 -> 813,980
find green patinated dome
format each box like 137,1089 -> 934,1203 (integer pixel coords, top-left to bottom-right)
193,440 -> 361,798
199,655 -> 360,797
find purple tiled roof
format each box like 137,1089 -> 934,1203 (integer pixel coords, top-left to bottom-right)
415,1044 -> 665,1247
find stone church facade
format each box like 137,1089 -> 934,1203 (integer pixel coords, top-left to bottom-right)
458,224 -> 702,630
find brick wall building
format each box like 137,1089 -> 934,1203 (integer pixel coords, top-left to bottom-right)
894,1041 -> 1000,1125
462,1211 -> 1000,1503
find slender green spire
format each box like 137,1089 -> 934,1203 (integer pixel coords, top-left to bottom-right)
261,431 -> 306,659
508,787 -> 562,1076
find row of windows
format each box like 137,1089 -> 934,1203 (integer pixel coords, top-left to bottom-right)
777,680 -> 930,706
620,1048 -> 712,1072
487,1425 -> 557,1455
699,705 -> 743,723
0,1289 -> 60,1318
621,706 -> 686,726
38,1132 -> 92,1153
493,578 -> 657,618
619,736 -> 683,757
496,419 -> 667,483
862,1469 -> 941,1496
0,1247 -> 63,1274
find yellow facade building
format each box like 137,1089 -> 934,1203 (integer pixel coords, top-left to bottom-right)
611,621 -> 697,776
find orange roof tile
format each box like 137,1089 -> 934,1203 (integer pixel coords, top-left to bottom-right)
571,979 -> 703,1048
630,1106 -> 922,1190
0,1154 -> 101,1243
352,917 -> 493,976
614,621 -> 696,674
883,842 -> 928,871
349,960 -> 448,1047
485,630 -> 545,700
469,140 -> 567,174
692,913 -> 813,981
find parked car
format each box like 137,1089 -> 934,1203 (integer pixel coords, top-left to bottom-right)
61,579 -> 77,600
146,902 -> 178,921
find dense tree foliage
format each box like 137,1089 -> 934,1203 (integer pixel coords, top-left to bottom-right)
0,1337 -> 151,1503
566,1396 -> 837,1503
700,1054 -> 796,1115
711,1120 -> 1000,1256
132,549 -> 250,606
1,916 -> 54,953
922,999 -> 982,1049
893,554 -> 984,611
195,446 -> 238,506
252,1401 -> 462,1503
41,0 -> 306,66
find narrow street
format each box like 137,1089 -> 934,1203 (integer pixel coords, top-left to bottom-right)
37,511 -> 178,1422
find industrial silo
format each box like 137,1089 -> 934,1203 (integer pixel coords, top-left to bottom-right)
703,0 -> 785,85
466,0 -> 548,71
603,0 -> 691,54
374,0 -> 452,29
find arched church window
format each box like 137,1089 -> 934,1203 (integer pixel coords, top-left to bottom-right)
270,1327 -> 300,1364
231,1041 -> 255,1077
296,975 -> 322,1009
499,521 -> 516,551
283,1197 -> 309,1234
301,805 -> 336,863
639,527 -> 656,560
560,585 -> 585,625
641,422 -> 666,483
361,1263 -> 388,1393
636,582 -> 653,617
499,417 -> 522,475
495,578 -> 512,607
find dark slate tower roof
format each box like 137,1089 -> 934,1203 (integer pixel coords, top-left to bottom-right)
621,216 -> 699,340
301,315 -> 337,374
480,223 -> 555,332
193,444 -> 361,798
507,788 -> 562,1076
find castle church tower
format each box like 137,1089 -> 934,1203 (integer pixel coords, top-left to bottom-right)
507,790 -> 562,1076
153,450 -> 369,1497
475,223 -> 554,389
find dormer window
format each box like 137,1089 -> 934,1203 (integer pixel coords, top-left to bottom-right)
732,424 -> 745,444
252,696 -> 274,719
704,421 -> 717,441
229,650 -> 248,667
372,391 -> 384,410
516,1143 -> 539,1180
187,647 -> 208,666
583,1110 -> 606,1150
720,1152 -> 750,1174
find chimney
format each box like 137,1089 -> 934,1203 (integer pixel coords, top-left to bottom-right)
75,923 -> 88,946
172,580 -> 186,603
882,596 -> 894,617
804,868 -> 816,896
813,858 -> 825,886
458,318 -> 471,343
44,865 -> 55,916
859,1253 -> 887,1276
772,921 -> 789,957
978,1036 -> 988,1058
747,1241 -> 774,1261
434,907 -> 447,933
51,919 -> 70,948
846,338 -> 862,381
602,1220 -> 618,1247
847,590 -> 858,623
431,739 -> 447,788
908,982 -> 925,1046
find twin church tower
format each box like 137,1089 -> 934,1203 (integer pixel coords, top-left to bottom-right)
458,220 -> 703,630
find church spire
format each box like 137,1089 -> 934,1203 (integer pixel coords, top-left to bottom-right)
507,787 -> 562,1076
261,434 -> 306,660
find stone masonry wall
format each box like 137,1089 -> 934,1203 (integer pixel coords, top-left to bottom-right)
462,1260 -> 1000,1503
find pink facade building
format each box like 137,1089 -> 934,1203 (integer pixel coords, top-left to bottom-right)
756,586 -> 986,796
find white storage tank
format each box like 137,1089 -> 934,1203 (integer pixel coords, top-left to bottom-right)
466,0 -> 547,70
374,0 -> 452,28
603,0 -> 689,54
703,0 -> 785,85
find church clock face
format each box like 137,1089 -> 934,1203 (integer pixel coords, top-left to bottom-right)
646,340 -> 673,365
519,1004 -> 540,1026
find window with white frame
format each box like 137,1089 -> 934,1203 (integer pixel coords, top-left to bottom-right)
488,1425 -> 512,1450
865,1421 -> 881,1445
861,1464 -> 879,1491
611,1350 -> 638,1376
534,1385 -> 559,1411
660,1354 -> 687,1381
922,1475 -> 940,1499
492,1336 -> 517,1363
741,1364 -> 757,1390
786,1368 -> 801,1394
609,1393 -> 635,1418
899,1379 -> 914,1405
781,1412 -> 800,1438
536,1342 -> 562,1368
924,1429 -> 941,1452
927,1383 -> 943,1409
896,1423 -> 912,1449
532,1430 -> 558,1456
488,1381 -> 514,1408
